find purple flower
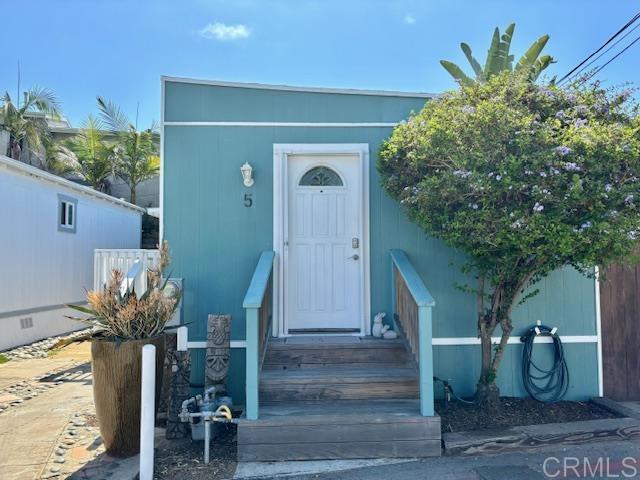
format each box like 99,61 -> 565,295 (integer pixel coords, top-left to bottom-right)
461,105 -> 476,114
575,105 -> 588,116
565,93 -> 577,104
453,169 -> 471,179
573,118 -> 588,128
579,221 -> 592,232
563,162 -> 581,172
539,87 -> 556,99
555,146 -> 572,156
555,110 -> 566,120
533,202 -> 544,213
595,102 -> 610,115
605,184 -> 613,192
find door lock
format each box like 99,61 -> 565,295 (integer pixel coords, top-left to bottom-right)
352,238 -> 359,249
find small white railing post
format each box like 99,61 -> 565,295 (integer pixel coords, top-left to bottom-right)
139,344 -> 156,480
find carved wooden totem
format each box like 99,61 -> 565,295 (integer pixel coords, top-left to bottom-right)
206,314 -> 231,394
165,341 -> 192,439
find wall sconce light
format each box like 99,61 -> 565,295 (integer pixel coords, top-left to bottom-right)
241,162 -> 254,187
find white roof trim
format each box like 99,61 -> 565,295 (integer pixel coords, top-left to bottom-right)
161,75 -> 436,99
0,155 -> 145,214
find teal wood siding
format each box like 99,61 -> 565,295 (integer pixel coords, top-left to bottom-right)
163,79 -> 600,402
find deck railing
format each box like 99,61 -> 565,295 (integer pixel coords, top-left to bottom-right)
94,249 -> 159,293
243,251 -> 275,420
390,250 -> 436,416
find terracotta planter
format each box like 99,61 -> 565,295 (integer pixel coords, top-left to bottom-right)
91,336 -> 166,457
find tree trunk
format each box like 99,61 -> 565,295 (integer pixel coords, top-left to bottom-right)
130,185 -> 137,205
10,140 -> 21,160
476,318 -> 500,408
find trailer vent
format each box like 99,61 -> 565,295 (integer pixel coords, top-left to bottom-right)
20,317 -> 33,329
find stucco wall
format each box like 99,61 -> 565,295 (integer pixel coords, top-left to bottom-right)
162,79 -> 600,402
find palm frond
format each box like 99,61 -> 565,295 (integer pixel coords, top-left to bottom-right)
23,87 -> 61,118
97,96 -> 130,133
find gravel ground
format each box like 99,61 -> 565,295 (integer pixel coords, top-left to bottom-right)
1,329 -> 92,361
436,397 -> 619,433
154,424 -> 237,480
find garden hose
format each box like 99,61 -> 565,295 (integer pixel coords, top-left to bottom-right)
433,376 -> 477,408
520,323 -> 569,403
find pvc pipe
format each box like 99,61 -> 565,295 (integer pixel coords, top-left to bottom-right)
139,344 -> 156,480
177,326 -> 188,351
204,420 -> 210,464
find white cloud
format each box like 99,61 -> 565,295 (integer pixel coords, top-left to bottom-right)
404,15 -> 416,25
199,22 -> 251,41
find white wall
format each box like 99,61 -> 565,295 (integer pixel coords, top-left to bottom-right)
0,161 -> 142,350
109,175 -> 160,208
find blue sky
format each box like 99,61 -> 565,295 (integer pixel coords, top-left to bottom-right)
2,0 -> 638,127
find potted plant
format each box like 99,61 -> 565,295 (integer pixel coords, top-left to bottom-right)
68,241 -> 180,457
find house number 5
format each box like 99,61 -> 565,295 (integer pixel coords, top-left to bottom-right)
244,193 -> 253,208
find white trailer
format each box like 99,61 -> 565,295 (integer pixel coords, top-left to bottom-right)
0,155 -> 144,350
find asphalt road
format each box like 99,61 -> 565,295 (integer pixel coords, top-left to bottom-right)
281,439 -> 640,479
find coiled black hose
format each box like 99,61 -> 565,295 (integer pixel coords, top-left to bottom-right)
520,324 -> 569,403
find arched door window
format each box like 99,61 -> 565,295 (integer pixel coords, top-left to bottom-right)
299,166 -> 343,187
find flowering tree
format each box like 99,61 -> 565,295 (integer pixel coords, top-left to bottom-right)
378,72 -> 640,406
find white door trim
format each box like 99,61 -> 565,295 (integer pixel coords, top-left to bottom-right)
273,144 -> 370,338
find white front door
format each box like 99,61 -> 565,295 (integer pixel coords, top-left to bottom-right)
286,154 -> 362,333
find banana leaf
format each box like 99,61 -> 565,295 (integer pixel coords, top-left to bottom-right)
460,43 -> 484,80
484,27 -> 504,77
530,55 -> 555,80
515,34 -> 550,72
499,24 -> 516,71
440,60 -> 474,87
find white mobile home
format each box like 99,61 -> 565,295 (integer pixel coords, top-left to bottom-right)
0,155 -> 144,350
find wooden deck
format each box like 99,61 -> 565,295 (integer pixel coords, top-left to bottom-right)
237,336 -> 441,461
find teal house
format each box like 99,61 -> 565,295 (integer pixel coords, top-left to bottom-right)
161,76 -> 602,460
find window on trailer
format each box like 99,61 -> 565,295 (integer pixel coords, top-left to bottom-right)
57,195 -> 77,233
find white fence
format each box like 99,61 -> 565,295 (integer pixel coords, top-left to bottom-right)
93,249 -> 160,293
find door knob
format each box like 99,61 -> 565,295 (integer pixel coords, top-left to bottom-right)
348,254 -> 360,260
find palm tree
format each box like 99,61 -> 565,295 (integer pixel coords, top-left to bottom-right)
64,115 -> 115,191
0,87 -> 61,161
97,97 -> 159,205
440,24 -> 554,86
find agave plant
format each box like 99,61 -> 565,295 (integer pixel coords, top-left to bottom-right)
67,242 -> 180,340
440,23 -> 554,86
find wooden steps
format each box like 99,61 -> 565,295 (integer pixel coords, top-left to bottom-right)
237,400 -> 441,461
260,367 -> 419,403
263,337 -> 413,370
238,336 -> 440,461
260,337 -> 418,403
